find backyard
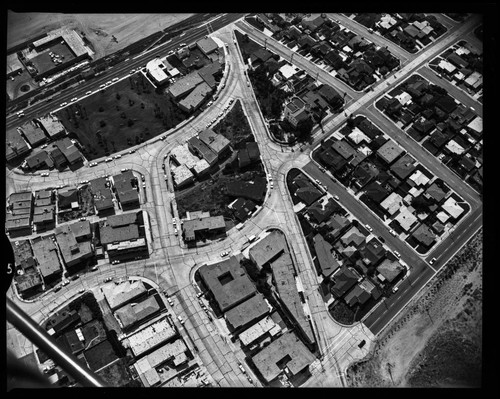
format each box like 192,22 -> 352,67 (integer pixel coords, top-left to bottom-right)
55,73 -> 187,160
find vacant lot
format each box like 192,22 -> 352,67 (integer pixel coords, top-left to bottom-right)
345,230 -> 482,387
56,74 -> 186,160
7,11 -> 193,59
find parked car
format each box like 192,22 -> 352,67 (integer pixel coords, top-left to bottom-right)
61,280 -> 70,287
86,90 -> 92,95
389,229 -> 397,237
41,172 -> 49,177
429,257 -> 437,265
177,315 -> 185,324
394,251 -> 401,258
60,102 -> 67,107
80,217 -> 86,221
91,266 -> 99,271
392,286 -> 399,293
129,149 -> 136,154
334,195 -> 340,201
70,97 -> 78,102
89,162 -> 98,167
114,154 -> 122,159
220,251 -> 229,257
104,277 -> 113,283
365,224 -> 373,233
112,77 -> 119,82
105,158 -> 113,162
378,236 -> 385,243
70,274 -> 80,281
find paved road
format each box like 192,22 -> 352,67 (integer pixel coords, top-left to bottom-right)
6,13 -> 484,386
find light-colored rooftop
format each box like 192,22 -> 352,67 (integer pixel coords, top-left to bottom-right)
381,192 -> 403,215
394,206 -> 418,231
238,315 -> 281,346
442,197 -> 465,219
102,280 -> 147,310
127,317 -> 176,357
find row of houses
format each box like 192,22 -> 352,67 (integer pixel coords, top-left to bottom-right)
376,74 -> 483,192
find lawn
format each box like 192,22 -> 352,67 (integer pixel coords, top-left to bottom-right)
55,73 -> 188,160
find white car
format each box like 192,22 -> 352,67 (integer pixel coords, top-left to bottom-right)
121,168 -> 128,172
130,69 -> 136,74
429,257 -> 437,265
86,91 -> 92,95
392,286 -> 399,293
220,251 -> 229,257
114,154 -> 122,159
99,84 -> 106,89
41,144 -> 48,149
365,224 -> 373,233
105,158 -> 113,162
41,172 -> 49,177
89,162 -> 98,167
80,180 -> 89,184
394,251 -> 401,258
106,81 -> 112,85
177,315 -> 185,324
174,229 -> 178,236
112,77 -> 119,82
70,97 -> 78,102
60,102 -> 67,107
389,229 -> 397,237
334,195 -> 340,201
17,112 -> 24,118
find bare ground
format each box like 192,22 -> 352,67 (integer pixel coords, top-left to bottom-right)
346,229 -> 483,387
7,11 -> 193,59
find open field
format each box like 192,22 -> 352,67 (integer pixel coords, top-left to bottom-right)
55,74 -> 186,160
345,229 -> 482,387
7,11 -> 193,60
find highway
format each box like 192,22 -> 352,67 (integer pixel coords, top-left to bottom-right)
6,12 -> 483,387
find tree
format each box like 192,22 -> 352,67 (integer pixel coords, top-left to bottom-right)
98,106 -> 104,112
99,120 -> 106,128
116,93 -> 121,100
295,116 -> 314,142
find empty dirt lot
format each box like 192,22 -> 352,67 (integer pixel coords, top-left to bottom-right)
7,11 -> 193,59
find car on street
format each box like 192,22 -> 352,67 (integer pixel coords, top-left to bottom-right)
111,260 -> 120,265
129,149 -> 136,154
394,251 -> 401,258
238,364 -> 246,373
89,162 -> 98,167
17,112 -> 24,118
86,91 -> 92,95
429,257 -> 437,265
112,77 -> 119,82
104,277 -> 113,283
105,158 -> 113,162
70,97 -> 78,102
79,180 -> 89,185
368,28 -> 374,33
365,224 -> 373,233
196,292 -> 204,298
130,69 -> 136,74
392,286 -> 399,293
389,229 -> 397,237
174,229 -> 178,236
334,195 -> 340,201
121,168 -> 129,172
78,288 -> 86,294
60,102 -> 67,107
61,280 -> 70,287
141,174 -> 145,182
220,251 -> 229,257
53,285 -> 62,292
99,84 -> 106,89
378,236 -> 385,243
106,81 -> 112,85
70,274 -> 80,281
114,154 -> 122,159
319,167 -> 325,172
91,266 -> 99,271
80,217 -> 86,221
177,315 -> 185,324
41,172 -> 49,177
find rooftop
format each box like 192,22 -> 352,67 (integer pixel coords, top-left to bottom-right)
249,230 -> 288,269
114,295 -> 160,330
251,331 -> 315,382
238,315 -> 281,346
30,235 -> 61,277
313,234 -> 340,278
224,293 -> 269,330
198,257 -> 256,313
377,140 -> 404,164
394,206 -> 418,231
198,129 -> 230,155
127,317 -> 177,357
381,192 -> 403,215
196,37 -> 219,54
168,72 -> 204,99
442,197 -> 465,219
182,215 -> 225,241
102,280 -> 147,310
377,258 -> 404,283
170,143 -> 200,169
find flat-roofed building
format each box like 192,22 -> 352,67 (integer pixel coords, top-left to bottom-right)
5,213 -> 31,234
54,224 -> 93,268
6,127 -> 30,162
271,252 -> 315,345
126,317 -> 177,357
170,143 -> 199,169
250,331 -> 315,384
172,164 -> 194,188
99,212 -> 141,246
102,279 -> 147,311
37,115 -> 66,139
7,53 -> 23,76
31,235 -> 62,279
182,214 -> 225,242
146,57 -> 170,85
18,123 -> 48,148
68,220 -> 91,242
192,159 -> 211,177
249,230 -> 288,270
89,177 -> 114,214
114,295 -> 161,331
198,257 -> 256,313
112,171 -> 139,210
224,292 -> 269,331
377,140 -> 404,164
196,37 -> 219,55
238,315 -> 282,347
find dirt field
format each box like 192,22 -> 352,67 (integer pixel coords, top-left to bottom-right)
346,229 -> 483,387
7,11 -> 193,59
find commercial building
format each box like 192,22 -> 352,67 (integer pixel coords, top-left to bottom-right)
172,164 -> 195,188
6,192 -> 33,234
182,214 -> 226,242
249,230 -> 288,270
54,224 -> 93,268
238,315 -> 282,347
224,292 -> 269,332
102,280 -> 147,311
197,257 -> 256,313
250,331 -> 315,384
126,317 -> 177,357
114,295 -> 162,331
